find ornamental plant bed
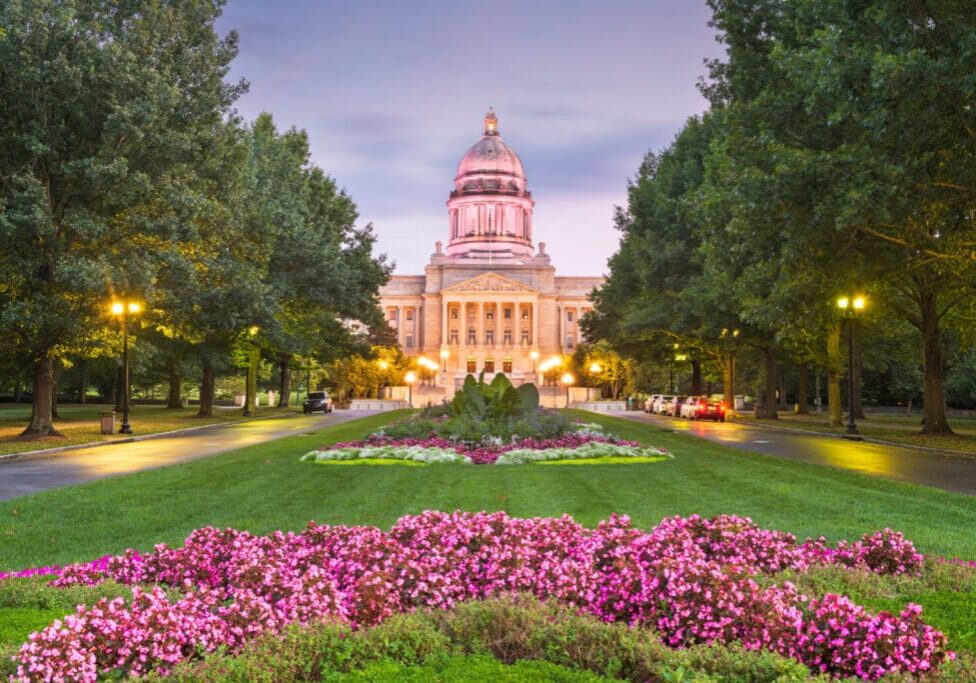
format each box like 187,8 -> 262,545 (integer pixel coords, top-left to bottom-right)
1,512 -> 966,681
303,375 -> 671,465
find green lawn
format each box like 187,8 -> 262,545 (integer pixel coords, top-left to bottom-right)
1,409 -> 975,574
737,411 -> 976,454
0,403 -> 299,457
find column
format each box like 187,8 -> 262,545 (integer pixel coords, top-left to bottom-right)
397,306 -> 404,347
477,301 -> 484,349
558,305 -> 564,351
531,301 -> 538,348
576,306 -> 583,343
441,298 -> 448,346
514,301 -> 521,348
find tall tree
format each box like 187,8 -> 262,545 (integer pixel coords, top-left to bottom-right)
0,0 -> 244,435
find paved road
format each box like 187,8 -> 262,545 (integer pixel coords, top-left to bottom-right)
0,410 -> 368,501
616,411 -> 976,496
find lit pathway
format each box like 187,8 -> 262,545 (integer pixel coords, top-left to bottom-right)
615,411 -> 976,496
0,410 -> 370,501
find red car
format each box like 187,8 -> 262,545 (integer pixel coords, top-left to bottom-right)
682,397 -> 727,421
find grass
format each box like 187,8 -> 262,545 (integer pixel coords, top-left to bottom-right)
328,653 -> 623,682
534,455 -> 670,465
0,403 -> 299,457
1,408 -> 975,572
737,411 -> 976,454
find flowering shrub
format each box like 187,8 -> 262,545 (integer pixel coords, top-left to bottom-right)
304,433 -> 668,465
6,513 -> 952,681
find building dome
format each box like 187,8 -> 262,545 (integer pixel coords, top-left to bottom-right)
445,109 -> 535,260
455,108 -> 525,186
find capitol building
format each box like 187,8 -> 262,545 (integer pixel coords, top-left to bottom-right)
378,110 -> 603,399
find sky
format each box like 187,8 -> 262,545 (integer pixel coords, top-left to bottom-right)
215,1 -> 724,276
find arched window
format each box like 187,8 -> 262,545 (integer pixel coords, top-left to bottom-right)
484,356 -> 495,373
502,357 -> 512,373
466,356 -> 477,373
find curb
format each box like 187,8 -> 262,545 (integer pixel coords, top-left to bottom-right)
0,410 -> 311,465
615,411 -> 976,461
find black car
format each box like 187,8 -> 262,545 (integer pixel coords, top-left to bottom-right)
303,391 -> 333,414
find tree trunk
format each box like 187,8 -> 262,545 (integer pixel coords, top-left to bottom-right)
197,364 -> 215,417
722,352 -> 734,409
50,364 -> 59,418
919,289 -> 952,434
114,366 -> 125,412
763,348 -> 778,419
690,359 -> 702,395
77,361 -> 87,404
167,359 -> 182,409
278,360 -> 291,407
852,326 -> 865,419
796,363 -> 809,414
827,323 -> 843,427
21,354 -> 62,437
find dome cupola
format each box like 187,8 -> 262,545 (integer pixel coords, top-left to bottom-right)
446,110 -> 535,260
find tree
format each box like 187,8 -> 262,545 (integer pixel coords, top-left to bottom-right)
0,0 -> 244,435
704,0 -> 976,433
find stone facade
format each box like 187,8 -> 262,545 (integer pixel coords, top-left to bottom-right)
378,110 -> 603,396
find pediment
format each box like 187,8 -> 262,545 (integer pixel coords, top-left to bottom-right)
441,272 -> 536,294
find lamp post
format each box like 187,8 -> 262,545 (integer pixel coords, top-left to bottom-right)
405,371 -> 417,407
110,300 -> 142,434
561,372 -> 575,409
439,349 -> 449,386
720,328 -> 740,413
837,296 -> 866,436
377,359 -> 389,399
674,352 -> 688,394
242,326 -> 259,417
529,350 -> 539,379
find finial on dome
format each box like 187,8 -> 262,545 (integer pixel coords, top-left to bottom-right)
484,107 -> 498,136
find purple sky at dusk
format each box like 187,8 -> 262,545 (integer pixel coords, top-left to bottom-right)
215,1 -> 723,275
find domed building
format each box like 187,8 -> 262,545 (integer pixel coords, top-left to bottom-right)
378,110 -> 603,403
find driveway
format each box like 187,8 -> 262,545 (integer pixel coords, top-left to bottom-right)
615,411 -> 976,496
0,410 -> 369,501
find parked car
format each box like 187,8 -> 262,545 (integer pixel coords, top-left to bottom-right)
665,395 -> 688,417
654,395 -> 675,414
303,391 -> 333,414
679,396 -> 703,419
644,394 -> 662,412
682,396 -> 727,421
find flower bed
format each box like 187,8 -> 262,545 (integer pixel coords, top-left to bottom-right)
4,513 -> 955,681
302,433 -> 670,465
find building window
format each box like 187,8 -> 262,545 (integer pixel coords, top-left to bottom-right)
503,308 -> 512,320
484,357 -> 495,373
467,329 -> 476,345
521,308 -> 529,320
406,335 -> 414,348
566,310 -> 574,322
467,307 -> 475,319
467,356 -> 477,373
450,308 -> 458,319
503,329 -> 512,345
406,309 -> 414,321
565,335 -> 574,349
486,308 -> 494,320
485,329 -> 494,346
503,357 -> 512,373
390,309 -> 398,321
449,329 -> 459,345
521,330 -> 530,345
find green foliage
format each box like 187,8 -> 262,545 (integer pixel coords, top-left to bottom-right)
451,374 -> 540,421
154,595 -> 812,682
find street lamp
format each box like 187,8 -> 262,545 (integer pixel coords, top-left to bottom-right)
837,295 -> 867,437
109,299 -> 142,434
561,372 -> 575,408
242,326 -> 260,417
405,371 -> 417,407
439,349 -> 449,386
529,350 -> 539,375
720,328 -> 740,413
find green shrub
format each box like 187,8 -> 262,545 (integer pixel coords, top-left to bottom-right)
0,576 -> 138,611
325,653 -> 623,682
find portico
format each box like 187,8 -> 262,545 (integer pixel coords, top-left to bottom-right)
378,110 -> 603,398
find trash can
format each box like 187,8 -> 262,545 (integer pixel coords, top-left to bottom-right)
753,404 -> 765,419
100,411 -> 116,435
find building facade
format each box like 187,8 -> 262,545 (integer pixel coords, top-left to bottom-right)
378,110 -> 603,396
